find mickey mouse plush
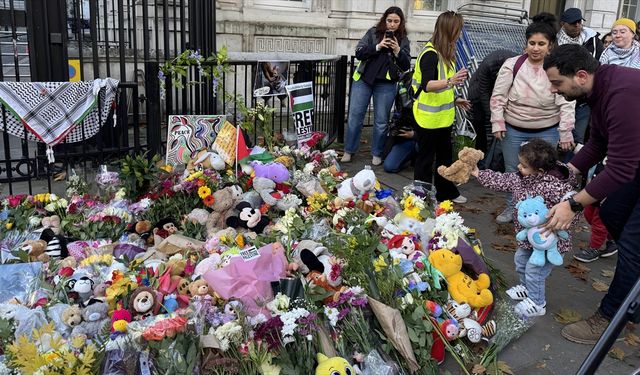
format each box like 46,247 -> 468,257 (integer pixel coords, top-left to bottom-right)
225,202 -> 270,234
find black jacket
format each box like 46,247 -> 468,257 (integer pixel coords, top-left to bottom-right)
583,35 -> 605,60
354,27 -> 411,85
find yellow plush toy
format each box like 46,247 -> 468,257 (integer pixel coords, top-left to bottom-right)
428,248 -> 493,309
315,353 -> 354,375
437,147 -> 485,185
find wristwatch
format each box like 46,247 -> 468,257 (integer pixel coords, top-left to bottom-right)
567,196 -> 584,213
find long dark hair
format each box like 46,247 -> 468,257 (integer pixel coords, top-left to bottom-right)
526,13 -> 558,45
375,6 -> 407,42
431,11 -> 464,69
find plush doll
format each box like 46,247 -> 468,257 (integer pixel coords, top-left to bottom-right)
206,185 -> 243,233
188,279 -> 215,298
92,281 -> 110,302
39,228 -> 69,259
41,215 -> 62,235
428,248 -> 493,309
111,302 -> 132,334
130,220 -> 154,245
386,234 -> 424,261
306,270 -> 346,303
437,147 -> 485,185
315,353 -> 355,375
250,161 -> 290,183
129,286 -> 158,320
336,167 -> 376,200
225,201 -> 270,234
153,218 -> 179,246
21,240 -> 49,263
61,305 -> 83,331
291,240 -> 341,287
187,148 -> 226,172
71,301 -> 110,339
515,196 -> 568,266
66,276 -> 95,303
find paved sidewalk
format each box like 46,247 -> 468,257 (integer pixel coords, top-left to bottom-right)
339,147 -> 640,375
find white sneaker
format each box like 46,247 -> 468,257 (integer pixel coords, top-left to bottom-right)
514,297 -> 546,317
506,284 -> 529,301
372,156 -> 382,166
341,153 -> 352,163
496,207 -> 513,224
452,195 -> 467,204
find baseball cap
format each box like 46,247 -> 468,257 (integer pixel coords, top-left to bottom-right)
561,8 -> 585,24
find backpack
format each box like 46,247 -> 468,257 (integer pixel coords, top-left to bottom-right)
397,69 -> 420,110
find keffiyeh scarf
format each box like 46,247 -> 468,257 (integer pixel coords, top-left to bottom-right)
0,78 -> 119,162
599,40 -> 640,70
557,28 -> 587,46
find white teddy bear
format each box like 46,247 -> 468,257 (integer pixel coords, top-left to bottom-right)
336,166 -> 376,200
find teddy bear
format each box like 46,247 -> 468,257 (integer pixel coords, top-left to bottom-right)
130,220 -> 154,246
71,301 -> 110,339
515,196 -> 568,267
61,305 -> 83,331
336,167 -> 376,200
186,148 -> 226,173
20,240 -> 49,263
225,201 -> 270,234
41,215 -> 62,235
129,286 -> 158,320
437,147 -> 485,186
428,248 -> 493,309
188,278 -> 215,298
205,185 -> 243,233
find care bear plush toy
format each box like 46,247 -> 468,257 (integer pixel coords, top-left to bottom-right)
336,166 -> 376,200
515,196 -> 568,266
437,147 -> 484,185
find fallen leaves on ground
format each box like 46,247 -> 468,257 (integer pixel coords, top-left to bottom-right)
592,278 -> 610,292
553,308 -> 582,324
456,205 -> 482,214
471,364 -> 486,374
601,269 -> 615,278
566,261 -> 590,281
624,333 -> 640,347
492,243 -> 514,252
608,347 -> 626,360
535,362 -> 547,369
482,361 -> 514,375
544,344 -> 550,351
495,225 -> 514,236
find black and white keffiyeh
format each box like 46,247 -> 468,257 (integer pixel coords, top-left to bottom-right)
0,78 -> 119,162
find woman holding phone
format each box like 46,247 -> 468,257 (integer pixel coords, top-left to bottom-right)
341,6 -> 411,166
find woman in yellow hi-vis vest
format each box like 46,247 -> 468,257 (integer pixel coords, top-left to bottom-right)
341,6 -> 411,166
412,11 -> 470,203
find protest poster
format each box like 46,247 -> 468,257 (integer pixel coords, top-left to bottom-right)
165,115 -> 225,166
253,61 -> 290,97
211,121 -> 238,165
285,81 -> 313,146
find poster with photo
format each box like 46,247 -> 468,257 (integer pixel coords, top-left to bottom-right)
253,60 -> 290,97
165,115 -> 225,166
285,81 -> 314,146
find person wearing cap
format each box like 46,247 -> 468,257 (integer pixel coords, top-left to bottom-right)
557,8 -> 604,59
599,18 -> 640,69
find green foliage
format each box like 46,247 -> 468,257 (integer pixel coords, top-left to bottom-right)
159,47 -> 230,96
119,152 -> 162,199
141,192 -> 201,226
181,220 -> 206,241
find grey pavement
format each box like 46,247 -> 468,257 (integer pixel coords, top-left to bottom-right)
340,139 -> 640,375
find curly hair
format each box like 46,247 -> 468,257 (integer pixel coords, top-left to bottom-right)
519,138 -> 558,172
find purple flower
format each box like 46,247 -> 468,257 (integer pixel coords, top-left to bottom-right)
351,297 -> 368,307
338,307 -> 351,320
158,70 -> 166,80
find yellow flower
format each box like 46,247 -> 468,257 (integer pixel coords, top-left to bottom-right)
186,171 -> 203,181
198,186 -> 212,199
43,351 -> 60,362
439,200 -> 453,212
373,255 -> 388,272
5,222 -> 13,230
161,164 -> 173,173
235,234 -> 245,248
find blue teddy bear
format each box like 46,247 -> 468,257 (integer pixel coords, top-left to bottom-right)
515,196 -> 568,266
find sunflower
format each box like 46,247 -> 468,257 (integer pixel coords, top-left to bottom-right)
203,195 -> 215,207
198,186 -> 212,199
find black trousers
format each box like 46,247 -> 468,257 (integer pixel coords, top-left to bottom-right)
414,126 -> 460,201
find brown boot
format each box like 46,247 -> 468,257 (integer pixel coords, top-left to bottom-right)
561,310 -> 610,345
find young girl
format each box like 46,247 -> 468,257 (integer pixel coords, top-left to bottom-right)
471,138 -> 578,317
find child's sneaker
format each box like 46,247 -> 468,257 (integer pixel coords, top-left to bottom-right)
573,247 -> 601,263
506,284 -> 529,301
514,298 -> 546,317
600,240 -> 618,258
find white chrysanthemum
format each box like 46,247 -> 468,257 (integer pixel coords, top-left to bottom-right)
324,306 -> 339,327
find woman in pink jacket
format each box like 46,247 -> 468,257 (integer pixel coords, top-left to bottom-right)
490,13 -> 575,224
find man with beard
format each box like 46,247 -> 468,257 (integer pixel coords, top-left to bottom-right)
543,44 -> 640,344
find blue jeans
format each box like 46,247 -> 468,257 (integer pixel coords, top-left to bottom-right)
514,247 -> 557,305
345,79 -> 397,157
598,173 -> 640,319
502,124 -> 560,208
383,139 -> 416,173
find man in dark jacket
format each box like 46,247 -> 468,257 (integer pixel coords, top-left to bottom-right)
467,49 -> 517,166
543,44 -> 640,345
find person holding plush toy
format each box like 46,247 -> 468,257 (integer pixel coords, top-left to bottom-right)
471,138 -> 579,317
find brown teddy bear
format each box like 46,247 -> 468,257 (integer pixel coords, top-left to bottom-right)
21,240 -> 50,263
61,305 -> 83,329
206,185 -> 243,233
188,279 -> 215,297
129,286 -> 158,320
437,147 -> 485,186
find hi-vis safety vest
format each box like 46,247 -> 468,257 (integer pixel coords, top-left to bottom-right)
412,42 -> 456,129
353,60 -> 393,81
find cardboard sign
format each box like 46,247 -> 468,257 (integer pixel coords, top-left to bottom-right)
211,120 -> 238,165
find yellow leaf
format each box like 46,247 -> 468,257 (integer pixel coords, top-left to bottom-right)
553,308 -> 582,324
592,278 -> 610,292
536,362 -> 547,368
608,347 -> 626,360
601,269 -> 615,278
624,333 -> 640,347
471,363 -> 487,374
497,361 -> 514,375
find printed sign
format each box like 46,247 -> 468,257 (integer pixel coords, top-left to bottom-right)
253,61 -> 290,97
211,120 -> 238,165
285,81 -> 314,146
239,246 -> 260,262
165,115 -> 225,166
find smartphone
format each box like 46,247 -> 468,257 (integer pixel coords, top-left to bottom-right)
385,30 -> 394,39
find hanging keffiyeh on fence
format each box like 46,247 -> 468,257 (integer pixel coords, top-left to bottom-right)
0,78 -> 119,162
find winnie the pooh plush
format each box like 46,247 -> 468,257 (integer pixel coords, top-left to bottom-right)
315,353 -> 354,375
437,147 -> 484,185
428,248 -> 493,309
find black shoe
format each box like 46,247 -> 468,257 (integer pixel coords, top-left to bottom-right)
573,247 -> 601,263
600,240 -> 618,258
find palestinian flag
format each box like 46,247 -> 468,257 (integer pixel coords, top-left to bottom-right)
287,82 -> 314,112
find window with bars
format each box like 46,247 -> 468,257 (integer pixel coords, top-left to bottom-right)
621,0 -> 639,19
413,0 -> 447,11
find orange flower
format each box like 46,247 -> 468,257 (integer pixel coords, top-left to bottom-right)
203,195 -> 215,207
196,178 -> 205,187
